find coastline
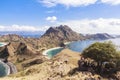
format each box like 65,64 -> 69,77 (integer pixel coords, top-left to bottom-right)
42,41 -> 72,59
42,47 -> 63,59
42,41 -> 74,59
0,42 -> 8,47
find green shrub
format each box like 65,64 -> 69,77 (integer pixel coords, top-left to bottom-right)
82,41 -> 120,72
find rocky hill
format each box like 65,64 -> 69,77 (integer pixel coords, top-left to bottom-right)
0,25 -> 120,79
85,33 -> 114,40
0,34 -> 25,42
0,49 -> 98,80
39,25 -> 84,48
1,49 -> 119,80
0,25 -> 85,72
0,41 -> 47,73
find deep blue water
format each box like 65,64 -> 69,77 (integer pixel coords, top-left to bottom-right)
46,38 -> 120,58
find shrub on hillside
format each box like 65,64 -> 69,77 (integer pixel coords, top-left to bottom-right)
82,41 -> 120,73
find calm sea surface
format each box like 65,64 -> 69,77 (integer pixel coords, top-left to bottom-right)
0,61 -> 9,77
47,38 -> 120,58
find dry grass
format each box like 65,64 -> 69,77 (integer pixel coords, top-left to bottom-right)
0,49 -> 103,80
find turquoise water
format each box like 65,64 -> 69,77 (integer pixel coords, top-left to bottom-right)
0,61 -> 10,77
0,43 -> 3,46
46,38 -> 120,58
47,48 -> 63,58
0,43 -> 5,47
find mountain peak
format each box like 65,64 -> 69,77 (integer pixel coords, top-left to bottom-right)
45,25 -> 72,35
40,25 -> 84,48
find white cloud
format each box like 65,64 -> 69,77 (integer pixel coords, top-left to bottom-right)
39,0 -> 120,7
0,25 -> 49,32
46,16 -> 57,22
1,18 -> 120,34
39,0 -> 97,7
57,18 -> 120,34
101,0 -> 120,5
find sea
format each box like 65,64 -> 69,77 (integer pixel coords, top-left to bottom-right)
47,38 -> 120,58
0,61 -> 10,77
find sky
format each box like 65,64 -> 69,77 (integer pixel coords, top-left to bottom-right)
0,0 -> 120,34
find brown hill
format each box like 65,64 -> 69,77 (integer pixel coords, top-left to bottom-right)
1,49 -> 105,80
39,25 -> 84,48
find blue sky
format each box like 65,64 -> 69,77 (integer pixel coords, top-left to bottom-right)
0,0 -> 120,34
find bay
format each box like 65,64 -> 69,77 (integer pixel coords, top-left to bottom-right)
46,38 -> 120,58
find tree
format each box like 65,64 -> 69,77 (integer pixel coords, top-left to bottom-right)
82,41 -> 120,73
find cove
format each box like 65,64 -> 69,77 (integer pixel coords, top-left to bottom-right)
0,61 -> 10,77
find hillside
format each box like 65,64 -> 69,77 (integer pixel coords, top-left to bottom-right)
0,49 -> 102,80
85,33 -> 114,40
0,25 -> 120,79
1,49 -> 119,80
39,25 -> 84,48
0,25 -> 85,73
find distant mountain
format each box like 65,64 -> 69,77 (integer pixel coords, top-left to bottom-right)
0,31 -> 44,38
0,34 -> 24,42
39,25 -> 84,48
85,33 -> 114,40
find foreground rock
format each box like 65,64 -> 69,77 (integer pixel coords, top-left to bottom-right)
0,49 -> 106,80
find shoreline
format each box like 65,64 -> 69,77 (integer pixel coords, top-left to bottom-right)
42,47 -> 63,59
0,42 -> 9,47
42,41 -> 72,59
42,41 -> 73,59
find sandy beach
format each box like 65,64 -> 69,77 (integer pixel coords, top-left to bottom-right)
42,41 -> 72,56
0,42 -> 8,47
42,47 -> 63,59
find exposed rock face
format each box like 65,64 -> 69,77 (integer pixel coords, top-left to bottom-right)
0,46 -> 9,59
85,33 -> 114,40
15,42 -> 35,55
39,25 -> 84,48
